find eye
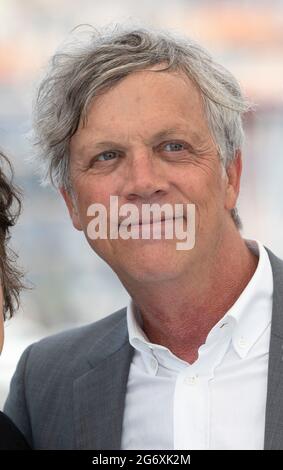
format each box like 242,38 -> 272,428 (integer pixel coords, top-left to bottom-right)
163,142 -> 187,152
96,151 -> 118,162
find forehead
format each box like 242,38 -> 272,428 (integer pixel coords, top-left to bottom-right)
73,68 -> 208,147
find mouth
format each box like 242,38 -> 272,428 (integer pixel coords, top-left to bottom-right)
119,216 -> 185,227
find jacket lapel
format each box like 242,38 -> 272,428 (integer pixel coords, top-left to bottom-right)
264,248 -> 283,449
73,310 -> 134,449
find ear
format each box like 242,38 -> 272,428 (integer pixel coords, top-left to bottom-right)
59,187 -> 83,231
224,149 -> 242,211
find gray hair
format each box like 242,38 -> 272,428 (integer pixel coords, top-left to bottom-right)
34,23 -> 253,230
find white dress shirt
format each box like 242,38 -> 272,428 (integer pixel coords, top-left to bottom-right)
121,239 -> 273,450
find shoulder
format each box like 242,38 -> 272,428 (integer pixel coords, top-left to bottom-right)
33,305 -> 127,352
19,306 -> 128,376
265,246 -> 283,272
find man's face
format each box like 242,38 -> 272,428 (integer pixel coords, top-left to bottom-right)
63,67 -> 240,286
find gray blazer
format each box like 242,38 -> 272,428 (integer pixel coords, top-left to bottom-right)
4,247 -> 283,450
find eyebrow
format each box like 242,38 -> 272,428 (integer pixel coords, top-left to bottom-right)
85,127 -> 198,151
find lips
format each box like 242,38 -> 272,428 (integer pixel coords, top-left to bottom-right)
119,216 -> 184,227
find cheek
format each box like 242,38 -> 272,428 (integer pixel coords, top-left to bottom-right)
180,172 -> 221,209
195,165 -> 225,206
75,185 -> 116,256
75,174 -> 117,208
75,186 -> 106,224
185,173 -> 225,232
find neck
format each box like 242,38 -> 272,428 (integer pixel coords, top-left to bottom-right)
124,230 -> 259,364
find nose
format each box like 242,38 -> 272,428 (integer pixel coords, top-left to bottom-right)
121,151 -> 169,202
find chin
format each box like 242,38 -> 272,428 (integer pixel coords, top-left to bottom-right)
119,248 -> 190,284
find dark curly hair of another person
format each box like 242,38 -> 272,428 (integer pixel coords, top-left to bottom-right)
0,150 -> 24,320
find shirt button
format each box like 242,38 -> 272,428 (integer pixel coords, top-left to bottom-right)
150,358 -> 156,369
184,375 -> 198,386
238,337 -> 247,348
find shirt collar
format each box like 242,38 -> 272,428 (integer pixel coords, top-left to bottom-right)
127,300 -> 186,375
127,299 -> 159,375
228,239 -> 273,358
126,238 -> 273,366
127,299 -> 150,353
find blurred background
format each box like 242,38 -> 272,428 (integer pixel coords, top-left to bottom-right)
0,0 -> 282,407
